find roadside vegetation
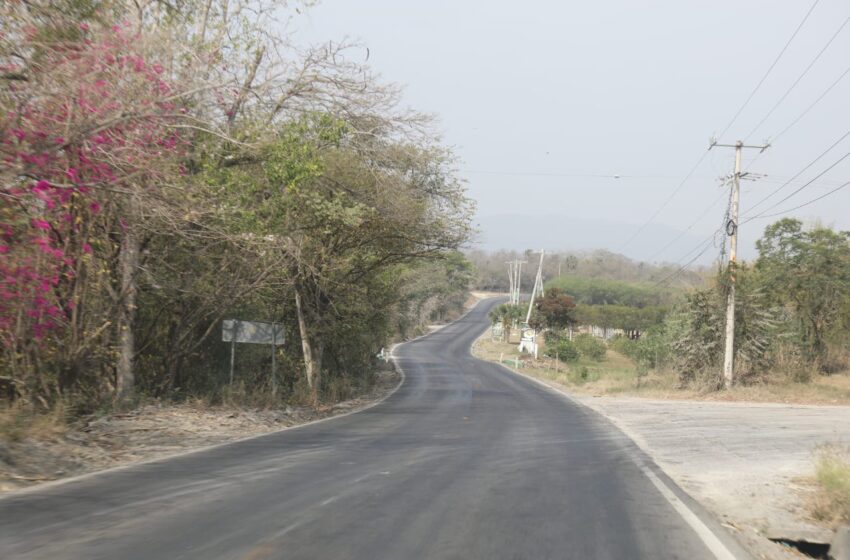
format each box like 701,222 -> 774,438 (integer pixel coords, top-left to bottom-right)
812,446 -> 850,527
475,334 -> 850,404
0,0 -> 473,440
479,220 -> 850,403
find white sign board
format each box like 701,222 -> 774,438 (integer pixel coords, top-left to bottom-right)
222,320 -> 285,346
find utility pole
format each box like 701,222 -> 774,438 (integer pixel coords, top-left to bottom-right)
709,138 -> 769,389
525,250 -> 545,324
516,260 -> 526,305
506,261 -> 515,304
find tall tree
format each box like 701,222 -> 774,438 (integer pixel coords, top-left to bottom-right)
755,218 -> 850,369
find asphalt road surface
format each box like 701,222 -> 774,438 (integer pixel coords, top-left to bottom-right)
0,298 -> 750,560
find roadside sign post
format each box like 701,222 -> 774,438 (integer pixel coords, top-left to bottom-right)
271,327 -> 277,394
223,320 -> 285,387
229,322 -> 238,385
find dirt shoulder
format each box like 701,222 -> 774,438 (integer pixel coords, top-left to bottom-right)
473,333 -> 850,558
578,396 -> 850,559
0,369 -> 400,495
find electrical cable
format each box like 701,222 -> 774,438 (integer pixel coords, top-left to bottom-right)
744,129 -> 850,214
618,150 -> 710,250
646,189 -> 728,262
771,65 -> 850,143
745,148 -> 850,220
744,13 -> 850,142
744,179 -> 850,221
459,169 -> 677,179
743,65 -> 850,173
628,3 -> 823,257
716,0 -> 821,140
652,234 -> 718,288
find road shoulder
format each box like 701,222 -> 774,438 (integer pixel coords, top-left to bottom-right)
0,368 -> 401,496
472,335 -> 850,559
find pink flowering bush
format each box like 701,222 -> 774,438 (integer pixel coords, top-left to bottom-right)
1,21 -> 188,398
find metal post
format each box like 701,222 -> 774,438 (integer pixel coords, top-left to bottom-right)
514,260 -> 525,305
525,250 -> 544,324
271,323 -> 277,394
722,142 -> 743,389
229,321 -> 237,385
506,261 -> 515,304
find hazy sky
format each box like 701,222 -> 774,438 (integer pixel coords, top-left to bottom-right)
294,1 -> 850,263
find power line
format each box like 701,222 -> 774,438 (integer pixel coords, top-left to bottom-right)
758,176 -> 847,187
746,179 -> 850,220
743,65 -> 850,173
744,129 -> 850,214
654,193 -> 731,287
652,233 -> 718,288
459,169 -> 678,179
619,150 -> 710,250
623,4 -> 821,254
717,0 -> 821,140
772,64 -> 850,142
650,5 -> 847,292
745,148 -> 850,219
647,188 -> 727,262
744,13 -> 850,142
652,168 -> 739,287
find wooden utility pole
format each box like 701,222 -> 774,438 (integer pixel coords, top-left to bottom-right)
709,139 -> 769,389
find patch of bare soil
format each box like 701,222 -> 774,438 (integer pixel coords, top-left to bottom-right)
0,369 -> 399,494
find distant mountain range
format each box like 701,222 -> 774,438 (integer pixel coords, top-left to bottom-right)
471,213 -> 721,264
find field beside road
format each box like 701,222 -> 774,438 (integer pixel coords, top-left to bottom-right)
473,334 -> 850,405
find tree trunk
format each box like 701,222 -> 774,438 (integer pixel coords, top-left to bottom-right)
312,340 -> 324,401
115,226 -> 139,402
294,285 -> 318,401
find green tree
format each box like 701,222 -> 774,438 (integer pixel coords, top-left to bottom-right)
489,303 -> 524,341
668,268 -> 778,387
530,288 -> 576,331
755,219 -> 850,369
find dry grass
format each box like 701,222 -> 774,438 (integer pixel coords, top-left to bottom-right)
0,369 -> 400,493
811,446 -> 850,526
472,334 -> 663,396
472,333 -> 850,405
0,403 -> 68,443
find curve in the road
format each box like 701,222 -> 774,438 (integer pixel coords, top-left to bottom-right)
0,298 -> 750,560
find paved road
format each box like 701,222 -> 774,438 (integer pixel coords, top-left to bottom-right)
0,299 -> 748,559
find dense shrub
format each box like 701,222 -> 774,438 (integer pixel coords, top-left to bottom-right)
573,334 -> 607,361
610,327 -> 670,370
544,339 -> 580,362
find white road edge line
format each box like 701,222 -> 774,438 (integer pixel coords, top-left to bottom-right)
478,337 -> 740,560
638,462 -> 737,560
